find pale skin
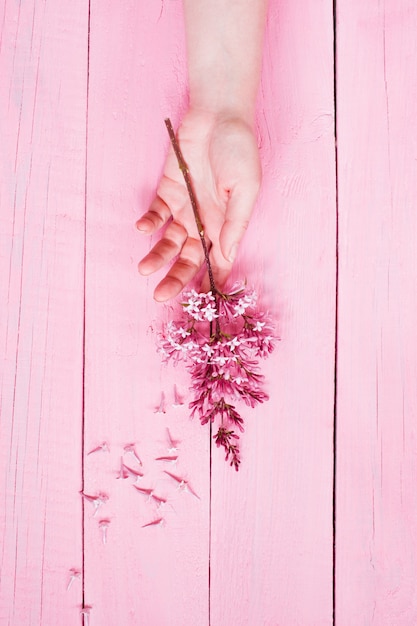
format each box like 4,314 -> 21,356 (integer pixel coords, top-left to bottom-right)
137,0 -> 269,302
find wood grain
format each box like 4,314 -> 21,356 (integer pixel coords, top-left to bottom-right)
3,0 -> 417,623
0,1 -> 87,623
209,1 -> 337,623
336,0 -> 417,623
82,2 -> 209,624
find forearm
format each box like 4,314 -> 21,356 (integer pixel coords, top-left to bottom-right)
183,0 -> 269,122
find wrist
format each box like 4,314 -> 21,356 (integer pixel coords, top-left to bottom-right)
187,99 -> 256,129
188,71 -> 259,125
183,0 -> 267,127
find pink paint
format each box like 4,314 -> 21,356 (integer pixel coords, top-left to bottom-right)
209,0 -> 336,621
335,0 -> 417,622
0,0 -> 87,623
1,0 -> 417,623
81,3 -> 209,624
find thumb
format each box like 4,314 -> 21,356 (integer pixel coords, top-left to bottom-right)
219,182 -> 260,263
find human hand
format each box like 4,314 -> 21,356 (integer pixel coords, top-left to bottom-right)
136,109 -> 262,301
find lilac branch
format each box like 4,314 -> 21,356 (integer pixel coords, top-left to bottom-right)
158,120 -> 277,470
164,118 -> 219,309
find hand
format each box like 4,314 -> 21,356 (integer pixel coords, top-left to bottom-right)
136,109 -> 262,301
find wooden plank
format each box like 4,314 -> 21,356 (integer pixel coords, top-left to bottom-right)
0,1 -> 87,624
209,1 -> 337,623
83,3 -> 209,624
336,0 -> 417,622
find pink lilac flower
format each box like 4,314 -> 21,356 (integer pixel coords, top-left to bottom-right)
157,284 -> 276,470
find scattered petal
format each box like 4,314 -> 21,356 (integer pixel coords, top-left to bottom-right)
155,455 -> 178,464
116,457 -> 130,480
154,392 -> 166,414
142,517 -> 165,528
163,471 -> 200,500
80,606 -> 92,626
98,519 -> 110,544
172,384 -> 184,407
150,493 -> 168,508
80,492 -> 109,517
166,428 -> 180,453
133,485 -> 154,502
122,463 -> 144,481
123,443 -> 143,466
66,568 -> 81,591
87,442 -> 110,455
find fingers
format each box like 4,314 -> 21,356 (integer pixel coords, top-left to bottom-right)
153,237 -> 204,302
136,175 -> 189,234
138,221 -> 187,276
136,196 -> 172,234
137,171 -> 205,301
219,181 -> 260,263
138,220 -> 204,301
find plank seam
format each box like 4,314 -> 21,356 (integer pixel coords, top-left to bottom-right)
81,0 -> 92,613
332,0 -> 339,624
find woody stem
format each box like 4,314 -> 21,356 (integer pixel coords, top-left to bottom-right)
164,118 -> 218,296
165,118 -> 221,337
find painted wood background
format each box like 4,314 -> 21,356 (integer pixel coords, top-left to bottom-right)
0,1 -> 416,624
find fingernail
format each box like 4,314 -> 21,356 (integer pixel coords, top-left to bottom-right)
136,221 -> 149,233
228,244 -> 238,263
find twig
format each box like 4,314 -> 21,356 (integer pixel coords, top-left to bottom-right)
164,118 -> 218,299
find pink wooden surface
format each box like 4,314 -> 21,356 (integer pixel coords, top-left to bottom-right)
83,3 -> 209,624
209,0 -> 336,623
1,0 -> 417,624
335,0 -> 417,622
0,1 -> 87,623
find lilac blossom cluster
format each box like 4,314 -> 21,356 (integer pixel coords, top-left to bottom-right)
157,285 -> 276,470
